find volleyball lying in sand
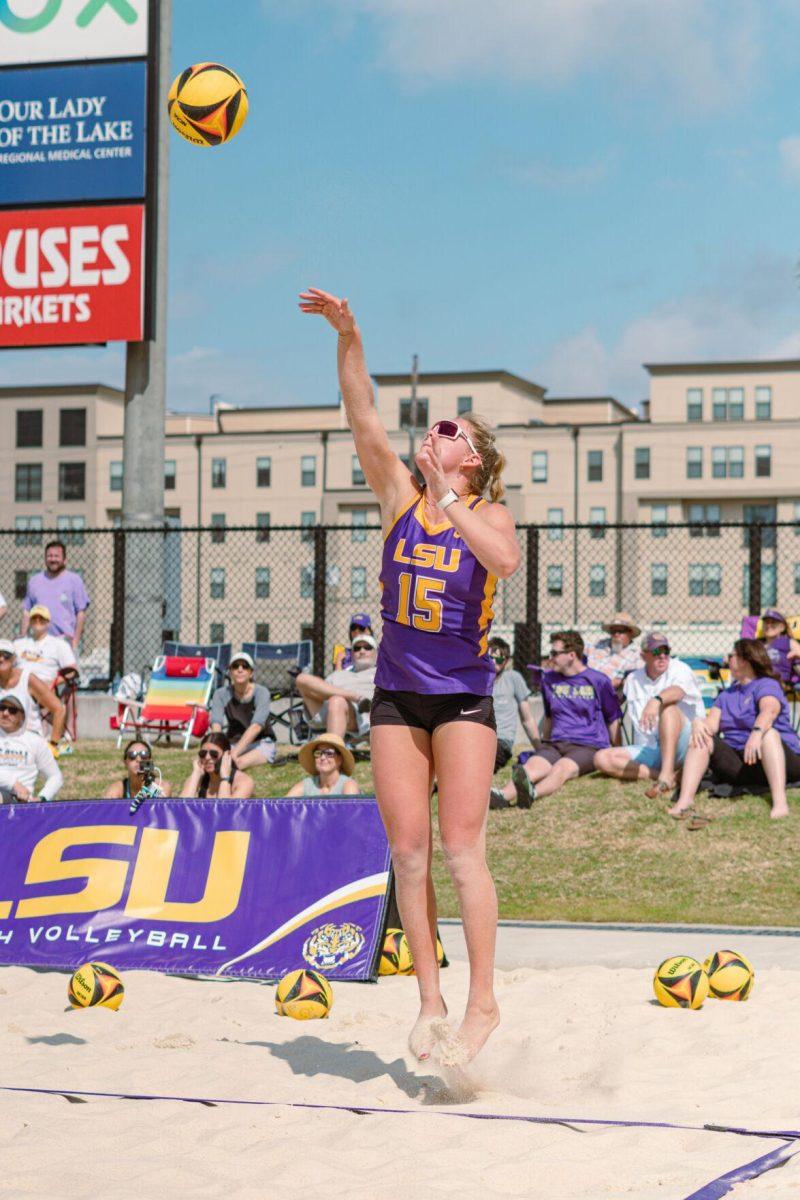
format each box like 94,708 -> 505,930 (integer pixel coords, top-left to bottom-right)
168,62 -> 248,147
703,950 -> 755,1001
378,929 -> 445,976
67,962 -> 125,1011
275,969 -> 333,1020
653,956 -> 709,1009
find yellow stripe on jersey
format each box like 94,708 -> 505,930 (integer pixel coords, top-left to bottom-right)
477,570 -> 498,656
384,488 -> 423,541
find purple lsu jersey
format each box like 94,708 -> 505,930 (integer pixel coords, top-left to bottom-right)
376,490 -> 497,695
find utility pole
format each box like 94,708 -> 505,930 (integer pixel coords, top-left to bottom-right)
407,353 -> 420,468
121,0 -> 171,671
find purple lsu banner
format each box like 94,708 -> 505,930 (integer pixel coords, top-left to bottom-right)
0,798 -> 392,981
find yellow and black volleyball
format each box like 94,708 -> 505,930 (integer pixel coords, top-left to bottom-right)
275,969 -> 333,1020
705,950 -> 754,1001
168,63 -> 248,147
67,961 -> 124,1011
653,956 -> 709,1009
378,929 -> 445,976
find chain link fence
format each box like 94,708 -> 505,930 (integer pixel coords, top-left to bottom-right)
2,520 -> 795,682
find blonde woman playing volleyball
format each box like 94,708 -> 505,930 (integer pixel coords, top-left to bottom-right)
300,287 -> 520,1065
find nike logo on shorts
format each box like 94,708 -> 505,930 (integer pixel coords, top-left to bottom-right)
460,707 -> 482,715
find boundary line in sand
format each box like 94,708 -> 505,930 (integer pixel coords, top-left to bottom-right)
2,1085 -> 798,1200
439,919 -> 800,937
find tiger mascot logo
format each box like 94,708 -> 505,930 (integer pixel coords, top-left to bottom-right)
303,922 -> 365,970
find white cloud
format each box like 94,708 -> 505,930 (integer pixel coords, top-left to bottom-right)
779,135 -> 800,184
516,151 -> 615,192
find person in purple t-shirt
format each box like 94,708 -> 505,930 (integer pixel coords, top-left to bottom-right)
512,630 -> 622,806
670,638 -> 800,821
21,541 -> 89,652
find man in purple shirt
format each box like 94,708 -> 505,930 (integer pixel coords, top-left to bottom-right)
512,629 -> 622,806
21,541 -> 89,651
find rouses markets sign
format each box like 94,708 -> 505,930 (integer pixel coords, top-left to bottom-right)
0,0 -> 148,65
0,203 -> 145,345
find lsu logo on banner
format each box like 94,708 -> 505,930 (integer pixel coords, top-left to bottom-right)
0,825 -> 250,923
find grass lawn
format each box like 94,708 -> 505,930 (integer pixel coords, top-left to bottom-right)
57,741 -> 800,927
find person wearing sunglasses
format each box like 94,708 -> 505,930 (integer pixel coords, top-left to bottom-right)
594,632 -> 704,798
181,731 -> 254,799
296,636 -> 378,739
104,739 -> 172,801
285,733 -> 360,797
0,639 -> 66,755
333,612 -> 375,671
300,287 -> 520,1067
0,693 -> 62,803
210,652 -> 276,769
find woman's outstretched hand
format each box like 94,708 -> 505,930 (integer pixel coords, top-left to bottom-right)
299,287 -> 356,335
416,431 -> 449,504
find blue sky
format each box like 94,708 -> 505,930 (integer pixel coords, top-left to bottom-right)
6,0 -> 800,410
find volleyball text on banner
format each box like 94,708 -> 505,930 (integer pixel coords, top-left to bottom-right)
0,797 -> 392,980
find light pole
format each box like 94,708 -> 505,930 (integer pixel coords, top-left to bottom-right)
407,353 -> 420,467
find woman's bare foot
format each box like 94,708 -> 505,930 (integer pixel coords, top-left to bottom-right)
408,998 -> 448,1061
770,803 -> 789,819
667,799 -> 693,818
434,1000 -> 499,1067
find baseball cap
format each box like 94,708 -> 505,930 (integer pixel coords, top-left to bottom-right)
642,632 -> 670,653
230,651 -> 255,669
761,608 -> 786,624
0,694 -> 24,711
349,613 -> 372,629
29,605 -> 51,621
351,634 -> 377,650
0,640 -> 15,656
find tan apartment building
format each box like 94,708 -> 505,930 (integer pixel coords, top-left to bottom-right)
0,358 -> 798,666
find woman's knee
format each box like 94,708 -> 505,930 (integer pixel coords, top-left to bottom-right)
594,748 -> 616,773
390,841 -> 430,883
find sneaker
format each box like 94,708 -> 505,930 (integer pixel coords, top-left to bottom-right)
489,787 -> 511,810
512,764 -> 537,809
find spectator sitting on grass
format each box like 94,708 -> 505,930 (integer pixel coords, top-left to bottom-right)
669,639 -> 800,822
757,609 -> 800,687
333,612 -> 374,671
0,693 -> 62,803
296,636 -> 377,739
210,651 -> 276,769
594,631 -> 705,797
586,612 -> 642,689
181,732 -> 255,800
104,739 -> 173,801
511,630 -> 622,807
486,636 -> 541,810
285,733 -> 360,797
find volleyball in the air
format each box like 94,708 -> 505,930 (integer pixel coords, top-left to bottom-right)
704,950 -> 754,1001
653,956 -> 709,1009
275,969 -> 333,1019
67,961 -> 125,1011
167,63 -> 248,147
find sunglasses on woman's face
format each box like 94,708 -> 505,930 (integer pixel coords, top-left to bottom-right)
199,749 -> 221,762
0,703 -> 20,715
126,750 -> 151,762
430,420 -> 479,457
313,748 -> 337,759
0,653 -> 13,662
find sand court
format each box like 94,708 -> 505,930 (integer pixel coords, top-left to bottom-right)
1,927 -> 798,1199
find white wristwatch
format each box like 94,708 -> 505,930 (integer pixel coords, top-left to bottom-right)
439,488 -> 460,510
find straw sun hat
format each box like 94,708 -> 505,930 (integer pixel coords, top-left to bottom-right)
299,733 -> 355,777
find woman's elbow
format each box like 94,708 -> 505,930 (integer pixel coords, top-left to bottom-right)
494,548 -> 521,579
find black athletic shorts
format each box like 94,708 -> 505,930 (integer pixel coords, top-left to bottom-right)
531,739 -> 600,776
370,687 -> 496,736
494,738 -> 513,772
710,734 -> 800,789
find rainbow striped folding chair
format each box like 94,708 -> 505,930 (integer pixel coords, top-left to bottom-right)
112,655 -> 215,750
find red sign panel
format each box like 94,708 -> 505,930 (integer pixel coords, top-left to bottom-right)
0,204 -> 144,347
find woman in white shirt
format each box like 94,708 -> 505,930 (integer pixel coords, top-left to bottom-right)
0,693 -> 62,802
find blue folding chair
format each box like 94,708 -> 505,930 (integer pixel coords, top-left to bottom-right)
240,641 -> 313,748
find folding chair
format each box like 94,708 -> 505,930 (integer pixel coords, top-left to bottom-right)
240,641 -> 313,749
162,641 -> 232,689
680,656 -> 729,710
110,655 -> 215,750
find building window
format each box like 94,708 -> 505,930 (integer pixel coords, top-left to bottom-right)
711,446 -> 743,479
712,388 -> 743,421
14,570 -> 30,600
755,445 -> 771,477
587,450 -> 603,482
651,504 -> 668,538
164,460 -> 176,490
59,408 -> 86,447
16,410 -> 42,448
589,564 -> 606,597
255,567 -> 271,599
688,503 -> 720,537
651,563 -> 668,596
531,450 -> 548,483
301,511 -> 316,543
399,397 -> 429,429
755,386 -> 772,421
457,395 -> 472,415
255,622 -> 270,642
351,509 -> 368,543
15,516 -> 42,546
689,563 -> 721,596
301,455 -> 316,487
547,565 -> 563,596
110,461 -> 123,492
210,513 -> 226,544
256,512 -> 271,543
634,447 -> 650,479
210,567 -> 225,599
686,389 -> 703,422
57,515 -> 85,546
589,506 -> 606,539
743,504 -> 776,550
352,454 -> 366,486
256,456 -> 272,487
686,447 -> 702,479
743,563 -> 777,608
15,463 -> 42,502
210,623 -> 225,643
351,566 -> 367,599
547,508 -> 564,541
211,457 -> 226,488
58,462 -> 85,501
300,565 -> 314,599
